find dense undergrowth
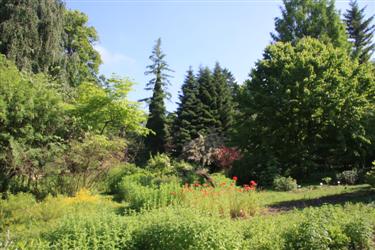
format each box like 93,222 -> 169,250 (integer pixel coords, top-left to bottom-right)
1,169 -> 374,250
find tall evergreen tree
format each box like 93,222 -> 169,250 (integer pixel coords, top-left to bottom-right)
196,67 -> 219,134
0,0 -> 64,73
272,0 -> 349,49
174,67 -> 200,153
144,38 -> 173,155
212,63 -> 235,134
344,0 -> 375,63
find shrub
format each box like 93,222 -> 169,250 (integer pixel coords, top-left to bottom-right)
116,173 -> 181,210
106,163 -> 145,194
322,177 -> 332,185
273,176 -> 297,191
336,169 -> 358,185
130,207 -> 244,250
146,153 -> 175,175
42,213 -> 133,250
344,219 -> 374,250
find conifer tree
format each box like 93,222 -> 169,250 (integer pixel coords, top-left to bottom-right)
212,63 -> 235,134
144,38 -> 173,155
174,68 -> 200,153
0,0 -> 64,73
272,0 -> 349,49
196,67 -> 219,133
344,0 -> 375,63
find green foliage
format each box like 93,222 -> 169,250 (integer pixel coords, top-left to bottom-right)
130,207 -> 244,250
61,10 -> 102,86
146,153 -> 175,175
365,162 -> 375,187
106,163 -> 144,194
174,68 -> 200,153
144,38 -> 173,155
284,207 -> 374,250
235,38 -> 375,181
116,173 -> 181,210
322,177 -> 332,185
344,0 -> 375,63
49,133 -> 125,195
0,55 -> 65,193
336,169 -> 359,185
71,77 -> 148,136
272,0 -> 349,49
0,0 -> 64,74
273,176 -> 298,191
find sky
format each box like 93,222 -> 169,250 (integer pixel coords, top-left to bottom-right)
65,0 -> 375,112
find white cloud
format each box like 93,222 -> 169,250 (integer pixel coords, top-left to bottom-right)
94,44 -> 135,65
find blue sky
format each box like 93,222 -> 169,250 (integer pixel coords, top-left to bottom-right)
65,0 -> 375,112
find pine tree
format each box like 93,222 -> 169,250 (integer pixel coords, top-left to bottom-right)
344,0 -> 375,63
272,0 -> 349,49
174,67 -> 200,153
144,38 -> 173,155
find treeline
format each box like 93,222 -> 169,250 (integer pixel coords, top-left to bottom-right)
0,0 -> 374,196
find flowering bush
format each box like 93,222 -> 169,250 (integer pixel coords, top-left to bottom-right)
213,146 -> 241,171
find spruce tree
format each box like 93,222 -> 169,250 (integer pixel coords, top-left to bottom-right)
196,67 -> 219,133
144,38 -> 173,155
174,67 -> 200,153
272,0 -> 349,49
212,63 -> 235,134
344,0 -> 375,63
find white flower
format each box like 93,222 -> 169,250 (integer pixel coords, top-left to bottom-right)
320,182 -> 323,186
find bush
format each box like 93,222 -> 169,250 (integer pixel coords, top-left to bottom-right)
322,177 -> 332,185
336,169 -> 358,185
146,153 -> 175,175
344,219 -> 374,250
284,207 -> 374,250
116,173 -> 181,210
273,176 -> 297,191
130,207 -> 244,250
106,163 -> 145,194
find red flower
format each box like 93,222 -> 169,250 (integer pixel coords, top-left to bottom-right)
250,180 -> 257,186
232,176 -> 238,181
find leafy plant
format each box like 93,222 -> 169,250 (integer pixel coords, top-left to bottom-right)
273,176 -> 297,191
336,169 -> 359,185
322,177 -> 332,185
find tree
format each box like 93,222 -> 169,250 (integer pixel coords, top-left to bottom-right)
196,67 -> 219,133
60,10 -> 102,87
71,76 -> 149,137
144,38 -> 173,155
0,55 -> 65,192
272,0 -> 349,49
0,0 -> 64,73
212,63 -> 235,134
234,38 -> 375,181
344,0 -> 375,63
174,68 -> 200,153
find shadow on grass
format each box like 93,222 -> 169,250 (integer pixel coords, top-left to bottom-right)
267,186 -> 375,213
